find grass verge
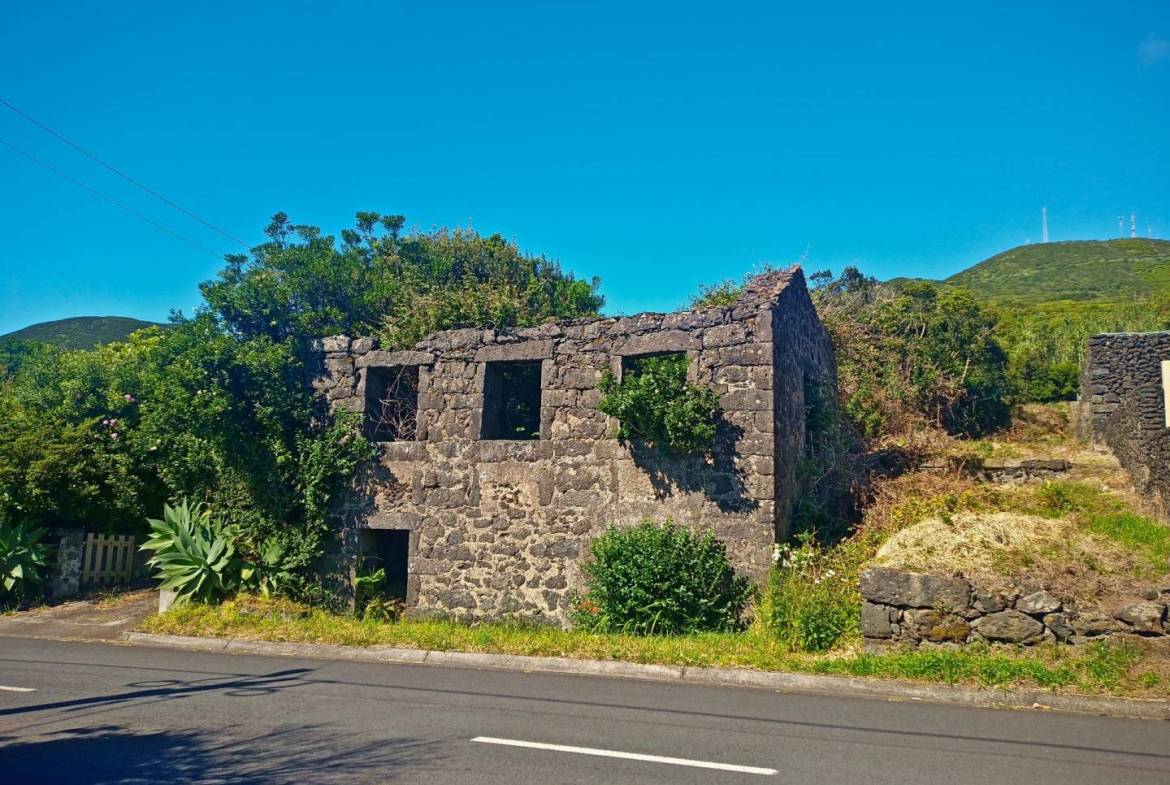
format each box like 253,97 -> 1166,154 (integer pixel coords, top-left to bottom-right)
139,595 -> 1169,698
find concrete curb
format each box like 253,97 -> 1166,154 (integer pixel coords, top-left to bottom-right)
122,632 -> 1170,721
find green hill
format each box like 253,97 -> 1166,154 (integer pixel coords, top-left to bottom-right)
942,239 -> 1170,304
1,316 -> 161,349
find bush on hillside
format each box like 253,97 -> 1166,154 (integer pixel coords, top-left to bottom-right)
573,520 -> 752,635
693,267 -> 1010,440
811,271 -> 1009,438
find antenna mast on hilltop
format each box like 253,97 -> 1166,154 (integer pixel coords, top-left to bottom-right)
1132,214 -> 1137,239
1118,216 -> 1125,237
1041,207 -> 1049,243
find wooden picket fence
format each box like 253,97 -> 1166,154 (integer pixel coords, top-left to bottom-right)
80,533 -> 139,588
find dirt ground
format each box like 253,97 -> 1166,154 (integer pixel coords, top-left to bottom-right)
0,587 -> 157,642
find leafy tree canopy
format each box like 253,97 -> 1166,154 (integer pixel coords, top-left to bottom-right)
201,212 -> 603,347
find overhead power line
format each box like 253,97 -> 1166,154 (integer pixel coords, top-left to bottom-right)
0,137 -> 221,257
0,96 -> 250,249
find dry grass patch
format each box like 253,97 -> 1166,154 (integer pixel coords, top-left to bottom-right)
873,511 -> 1146,598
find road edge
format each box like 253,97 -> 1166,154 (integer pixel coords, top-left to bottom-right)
121,631 -> 1170,720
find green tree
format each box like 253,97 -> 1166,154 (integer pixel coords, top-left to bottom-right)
0,211 -> 605,596
201,212 -> 603,347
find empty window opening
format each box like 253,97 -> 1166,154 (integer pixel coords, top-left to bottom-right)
361,529 -> 409,601
482,360 -> 542,440
364,366 -> 420,441
621,351 -> 687,380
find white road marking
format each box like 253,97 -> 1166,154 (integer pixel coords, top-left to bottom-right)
0,685 -> 35,692
471,736 -> 777,776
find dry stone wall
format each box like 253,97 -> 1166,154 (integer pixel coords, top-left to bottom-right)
310,267 -> 835,623
861,567 -> 1170,647
1078,332 -> 1170,515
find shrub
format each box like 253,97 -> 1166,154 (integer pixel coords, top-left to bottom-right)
0,521 -> 51,605
240,539 -> 293,598
597,354 -> 720,455
362,597 -> 405,623
756,538 -> 858,652
812,273 -> 1009,438
573,520 -> 752,635
354,557 -> 387,610
352,555 -> 405,622
141,500 -> 243,605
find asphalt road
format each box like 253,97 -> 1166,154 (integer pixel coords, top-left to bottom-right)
1,637 -> 1168,785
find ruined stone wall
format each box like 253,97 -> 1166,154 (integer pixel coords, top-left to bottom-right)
310,267 -> 835,623
1079,332 -> 1170,515
770,278 -> 838,526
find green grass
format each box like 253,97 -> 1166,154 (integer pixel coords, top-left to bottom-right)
811,639 -> 1140,690
140,595 -> 1166,697
1,316 -> 161,349
1089,513 -> 1170,570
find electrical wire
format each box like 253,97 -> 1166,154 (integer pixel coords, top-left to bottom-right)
0,96 -> 249,248
1,137 -> 222,257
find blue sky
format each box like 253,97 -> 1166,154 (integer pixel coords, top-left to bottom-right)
1,1 -> 1167,334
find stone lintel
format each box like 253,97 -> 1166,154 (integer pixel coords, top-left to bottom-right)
614,330 -> 700,357
474,340 -> 555,363
356,350 -> 435,368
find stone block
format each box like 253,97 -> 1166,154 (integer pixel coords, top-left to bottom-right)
861,601 -> 896,638
972,610 -> 1045,644
1113,601 -> 1166,633
355,350 -> 434,368
322,335 -> 350,353
902,608 -> 971,643
859,568 -> 970,611
1042,612 -> 1074,642
1016,590 -> 1061,615
972,589 -> 1011,614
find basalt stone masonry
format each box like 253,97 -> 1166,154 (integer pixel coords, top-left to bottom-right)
861,567 -> 1170,648
309,267 -> 835,623
1078,332 -> 1170,516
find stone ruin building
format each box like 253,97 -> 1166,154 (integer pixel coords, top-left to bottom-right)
310,266 -> 835,623
1079,331 -> 1170,515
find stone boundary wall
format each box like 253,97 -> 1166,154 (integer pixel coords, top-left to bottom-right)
861,567 -> 1170,647
311,267 -> 836,623
1078,331 -> 1170,516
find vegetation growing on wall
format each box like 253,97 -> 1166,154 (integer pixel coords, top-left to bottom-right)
596,353 -> 721,455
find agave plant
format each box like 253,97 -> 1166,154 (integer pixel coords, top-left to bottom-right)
140,500 -> 240,605
0,521 -> 51,604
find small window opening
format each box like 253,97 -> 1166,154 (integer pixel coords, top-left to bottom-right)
364,366 -> 420,441
362,529 -> 409,601
482,360 -> 542,440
